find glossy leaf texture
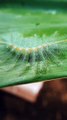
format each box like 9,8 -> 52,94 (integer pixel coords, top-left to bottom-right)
0,2 -> 67,87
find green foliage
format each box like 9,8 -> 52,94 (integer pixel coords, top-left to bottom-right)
0,3 -> 67,87
0,0 -> 67,9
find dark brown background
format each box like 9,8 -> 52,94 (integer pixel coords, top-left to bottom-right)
0,78 -> 67,120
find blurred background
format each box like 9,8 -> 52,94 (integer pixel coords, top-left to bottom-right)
0,79 -> 67,120
0,0 -> 67,9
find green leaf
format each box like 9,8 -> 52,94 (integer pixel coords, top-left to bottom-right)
0,2 -> 67,87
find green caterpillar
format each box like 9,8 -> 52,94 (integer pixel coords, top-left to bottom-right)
0,6 -> 67,88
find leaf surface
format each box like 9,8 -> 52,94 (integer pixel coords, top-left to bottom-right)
0,2 -> 67,87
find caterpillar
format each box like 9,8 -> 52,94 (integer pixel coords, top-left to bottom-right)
0,31 -> 67,87
0,7 -> 67,87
